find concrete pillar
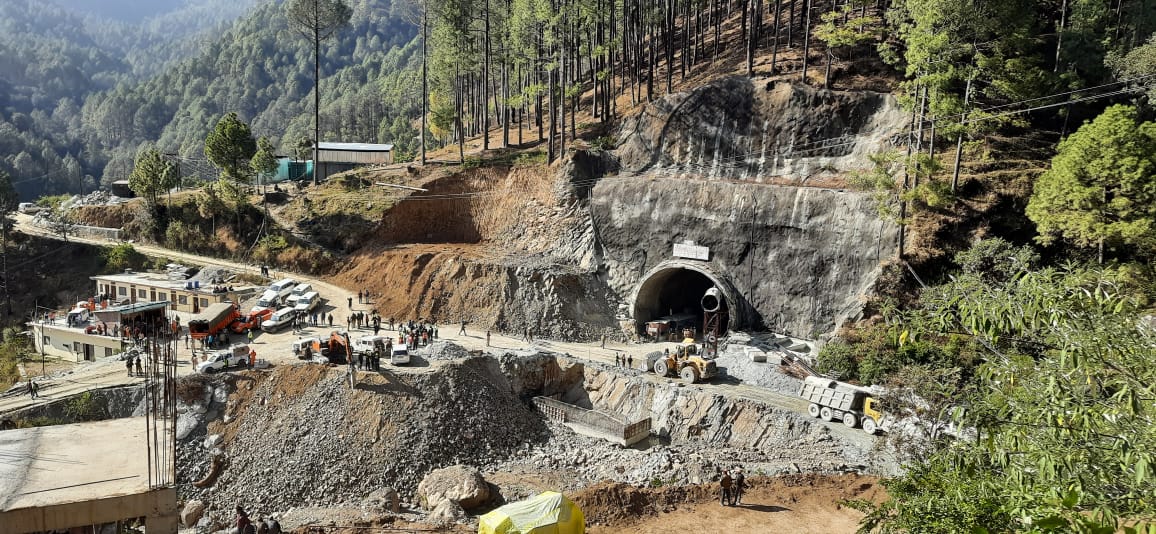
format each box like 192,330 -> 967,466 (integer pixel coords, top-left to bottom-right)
146,513 -> 178,534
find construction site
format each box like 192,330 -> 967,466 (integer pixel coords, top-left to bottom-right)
0,75 -> 906,533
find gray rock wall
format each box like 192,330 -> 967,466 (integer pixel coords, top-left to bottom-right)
590,179 -> 898,337
579,77 -> 904,338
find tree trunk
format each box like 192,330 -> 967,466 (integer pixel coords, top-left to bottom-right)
800,0 -> 811,83
312,24 -> 321,184
420,8 -> 428,165
770,0 -> 781,73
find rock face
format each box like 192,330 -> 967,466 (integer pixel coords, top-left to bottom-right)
416,465 -> 491,511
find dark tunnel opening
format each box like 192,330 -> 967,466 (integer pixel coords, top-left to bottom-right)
633,268 -> 730,339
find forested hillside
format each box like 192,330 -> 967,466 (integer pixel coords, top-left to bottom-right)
0,0 -> 258,199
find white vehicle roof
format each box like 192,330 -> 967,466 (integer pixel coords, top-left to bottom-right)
269,279 -> 297,292
68,307 -> 88,315
268,307 -> 296,320
259,289 -> 279,299
291,283 -> 313,295
392,343 -> 409,352
356,335 -> 387,343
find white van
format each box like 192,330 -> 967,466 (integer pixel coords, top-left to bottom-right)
391,343 -> 410,365
260,307 -> 297,331
353,335 -> 388,356
66,307 -> 91,327
253,289 -> 281,312
268,278 -> 298,300
293,291 -> 321,313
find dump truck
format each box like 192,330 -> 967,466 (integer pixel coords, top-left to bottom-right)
188,303 -> 240,340
647,343 -> 718,384
230,308 -> 273,334
798,375 -> 887,435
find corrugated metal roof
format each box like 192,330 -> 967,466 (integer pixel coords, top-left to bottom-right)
318,142 -> 395,152
103,301 -> 170,314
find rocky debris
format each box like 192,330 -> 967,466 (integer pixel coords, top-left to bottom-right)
362,487 -> 401,514
179,358 -> 549,525
61,190 -> 129,208
418,341 -> 473,361
180,500 -> 206,527
417,465 -> 491,511
713,335 -> 804,397
428,500 -> 467,525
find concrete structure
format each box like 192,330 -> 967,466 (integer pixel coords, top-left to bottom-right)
533,396 -> 652,446
0,418 -> 178,534
29,319 -> 126,361
316,141 -> 395,182
29,301 -> 172,361
93,271 -> 246,314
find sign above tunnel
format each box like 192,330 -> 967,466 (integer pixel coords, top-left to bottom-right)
673,242 -> 710,261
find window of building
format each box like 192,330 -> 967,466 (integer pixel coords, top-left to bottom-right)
118,287 -> 127,296
105,347 -> 114,357
200,298 -> 209,307
138,289 -> 147,298
178,295 -> 188,305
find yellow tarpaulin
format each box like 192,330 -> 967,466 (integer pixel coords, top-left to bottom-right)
478,491 -> 585,534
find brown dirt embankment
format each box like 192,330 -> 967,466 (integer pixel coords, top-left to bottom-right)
578,473 -> 884,533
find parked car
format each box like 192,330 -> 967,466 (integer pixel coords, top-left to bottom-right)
251,289 -> 281,314
261,307 -> 297,331
286,283 -> 314,306
196,346 -> 250,373
293,291 -> 321,314
391,343 -> 410,365
268,278 -> 298,300
17,202 -> 40,214
352,335 -> 388,356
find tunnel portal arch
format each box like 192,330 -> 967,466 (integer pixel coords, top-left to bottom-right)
630,261 -> 746,337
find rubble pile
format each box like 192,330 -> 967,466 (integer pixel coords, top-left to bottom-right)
62,190 -> 130,208
177,358 -> 550,520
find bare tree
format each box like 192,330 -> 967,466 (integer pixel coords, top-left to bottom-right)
287,0 -> 354,184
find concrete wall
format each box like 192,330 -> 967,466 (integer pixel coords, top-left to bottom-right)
0,487 -> 177,534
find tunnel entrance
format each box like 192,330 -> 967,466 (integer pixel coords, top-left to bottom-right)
632,266 -> 731,339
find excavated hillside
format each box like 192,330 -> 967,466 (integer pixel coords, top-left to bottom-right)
335,76 -> 902,341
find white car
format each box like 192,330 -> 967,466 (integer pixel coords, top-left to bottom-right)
196,350 -> 249,373
252,289 -> 281,313
353,335 -> 388,356
261,307 -> 297,331
293,291 -> 321,314
391,343 -> 410,365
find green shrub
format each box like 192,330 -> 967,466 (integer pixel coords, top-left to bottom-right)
36,194 -> 71,210
64,391 -> 105,422
816,341 -> 859,380
102,243 -> 148,273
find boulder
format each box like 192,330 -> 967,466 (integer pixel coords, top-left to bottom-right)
416,465 -> 491,511
363,487 -> 401,514
428,500 -> 466,525
180,500 -> 206,527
